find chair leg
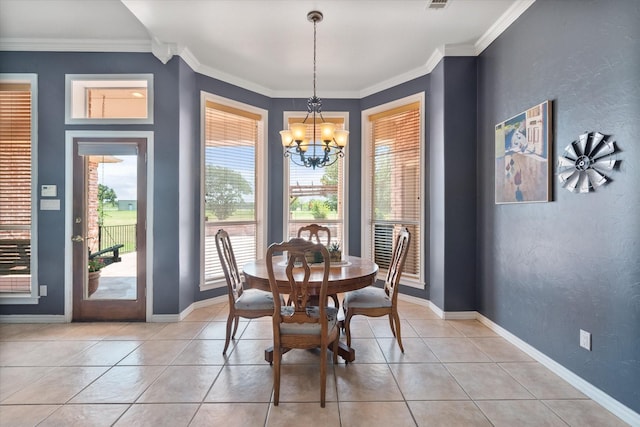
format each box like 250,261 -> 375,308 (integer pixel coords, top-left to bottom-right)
332,337 -> 338,365
330,293 -> 339,308
231,315 -> 240,338
345,310 -> 353,349
388,314 -> 397,338
392,312 -> 404,353
320,342 -> 327,408
223,312 -> 234,354
273,346 -> 281,406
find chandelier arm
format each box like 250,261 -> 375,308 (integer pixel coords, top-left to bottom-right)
284,142 -> 343,170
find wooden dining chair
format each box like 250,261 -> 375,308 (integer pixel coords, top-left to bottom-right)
297,223 -> 331,246
297,223 -> 340,308
343,227 -> 411,353
266,237 -> 340,407
215,229 -> 281,354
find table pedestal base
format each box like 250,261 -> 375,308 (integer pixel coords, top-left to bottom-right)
264,341 -> 355,364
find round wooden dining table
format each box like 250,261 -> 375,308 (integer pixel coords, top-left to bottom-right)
242,255 -> 378,363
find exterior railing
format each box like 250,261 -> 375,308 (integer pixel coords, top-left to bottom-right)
99,224 -> 136,254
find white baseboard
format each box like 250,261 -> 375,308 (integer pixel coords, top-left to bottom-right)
148,313 -> 180,322
178,295 -> 227,320
398,296 -> 474,320
396,296 -> 639,425
476,313 -> 640,426
441,310 -> 477,320
0,314 -> 66,323
428,301 -> 445,318
398,293 -> 431,307
0,296 -> 228,324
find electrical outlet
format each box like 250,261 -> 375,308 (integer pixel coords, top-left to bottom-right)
39,285 -> 47,296
580,329 -> 591,351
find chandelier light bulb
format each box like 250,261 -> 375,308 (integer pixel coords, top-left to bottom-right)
290,123 -> 307,142
320,122 -> 336,143
334,130 -> 349,148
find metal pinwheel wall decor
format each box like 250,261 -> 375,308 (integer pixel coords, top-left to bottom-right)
557,131 -> 620,193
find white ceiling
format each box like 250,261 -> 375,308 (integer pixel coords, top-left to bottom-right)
0,0 -> 534,98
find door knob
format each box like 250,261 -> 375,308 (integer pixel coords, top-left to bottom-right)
71,235 -> 84,242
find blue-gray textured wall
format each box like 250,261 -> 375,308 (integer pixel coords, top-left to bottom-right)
177,58 -> 198,312
477,0 -> 640,413
428,57 -> 478,311
0,52 -> 183,316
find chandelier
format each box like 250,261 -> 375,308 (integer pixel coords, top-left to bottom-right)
280,11 -> 349,169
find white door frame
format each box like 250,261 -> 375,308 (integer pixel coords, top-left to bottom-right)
65,130 -> 154,321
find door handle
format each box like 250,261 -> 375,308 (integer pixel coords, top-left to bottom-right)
71,235 -> 84,242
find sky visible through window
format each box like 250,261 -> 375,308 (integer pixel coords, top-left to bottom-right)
98,156 -> 137,200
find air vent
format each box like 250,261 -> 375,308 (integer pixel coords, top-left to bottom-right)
426,0 -> 449,9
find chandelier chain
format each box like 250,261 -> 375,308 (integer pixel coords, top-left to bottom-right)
313,16 -> 317,99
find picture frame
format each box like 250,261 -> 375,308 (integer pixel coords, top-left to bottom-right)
495,100 -> 552,204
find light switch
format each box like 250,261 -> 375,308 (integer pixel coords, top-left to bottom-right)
41,185 -> 57,197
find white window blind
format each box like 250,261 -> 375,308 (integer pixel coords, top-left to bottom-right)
0,82 -> 32,294
287,118 -> 345,247
203,100 -> 260,286
368,102 -> 421,278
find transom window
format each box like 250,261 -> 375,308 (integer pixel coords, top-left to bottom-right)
65,74 -> 153,124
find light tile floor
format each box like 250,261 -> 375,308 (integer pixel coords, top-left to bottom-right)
0,299 -> 629,426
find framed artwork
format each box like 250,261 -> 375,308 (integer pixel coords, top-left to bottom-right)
495,100 -> 552,204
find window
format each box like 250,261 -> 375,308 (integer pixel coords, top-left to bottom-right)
362,95 -> 424,288
284,114 -> 348,251
201,94 -> 267,289
65,74 -> 153,124
0,74 -> 38,302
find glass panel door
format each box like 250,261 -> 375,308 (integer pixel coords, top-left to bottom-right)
72,138 -> 146,321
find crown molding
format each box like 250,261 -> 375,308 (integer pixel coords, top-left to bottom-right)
194,61 -> 275,98
424,47 -> 445,74
0,1 -> 535,98
0,37 -> 150,52
151,37 -> 178,64
168,42 -> 276,97
358,42 -> 477,98
359,64 -> 433,99
475,0 -> 536,55
443,44 -> 477,56
176,45 -> 199,69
